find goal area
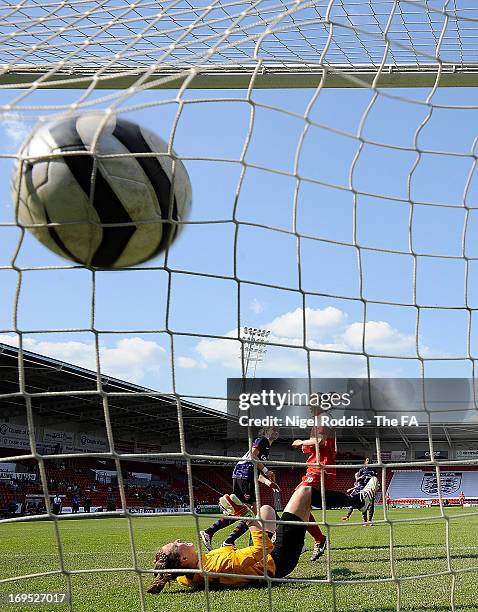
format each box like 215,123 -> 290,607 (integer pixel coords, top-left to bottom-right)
2,1 -> 478,611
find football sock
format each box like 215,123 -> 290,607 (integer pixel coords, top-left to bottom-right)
307,514 -> 325,544
205,516 -> 235,536
224,520 -> 249,544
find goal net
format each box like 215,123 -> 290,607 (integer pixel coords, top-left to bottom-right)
1,1 -> 478,611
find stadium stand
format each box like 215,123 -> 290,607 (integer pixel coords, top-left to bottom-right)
3,448 -> 478,515
3,343 -> 478,516
387,468 -> 478,505
0,456 -> 393,515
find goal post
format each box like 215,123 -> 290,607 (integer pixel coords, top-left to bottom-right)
1,1 -> 478,611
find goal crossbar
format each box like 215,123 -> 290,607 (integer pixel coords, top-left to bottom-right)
3,63 -> 478,89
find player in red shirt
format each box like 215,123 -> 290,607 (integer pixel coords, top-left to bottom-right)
385,493 -> 391,510
294,426 -> 337,490
292,425 -> 337,561
459,491 -> 465,507
292,422 -> 378,560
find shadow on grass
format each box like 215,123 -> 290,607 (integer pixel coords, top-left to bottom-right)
331,544 -> 478,564
161,578 -> 478,612
332,544 -> 438,551
395,553 -> 478,564
330,568 -> 356,578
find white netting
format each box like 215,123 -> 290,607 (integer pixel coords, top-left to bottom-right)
1,1 -> 478,611
2,0 -> 478,88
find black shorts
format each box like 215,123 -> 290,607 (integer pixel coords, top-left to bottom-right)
271,512 -> 307,578
232,477 -> 256,504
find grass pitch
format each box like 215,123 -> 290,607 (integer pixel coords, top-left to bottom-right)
1,507 -> 478,612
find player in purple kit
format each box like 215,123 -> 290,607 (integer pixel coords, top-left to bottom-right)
342,458 -> 378,524
200,427 -> 280,550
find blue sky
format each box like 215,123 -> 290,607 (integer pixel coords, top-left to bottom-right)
2,82 -> 478,405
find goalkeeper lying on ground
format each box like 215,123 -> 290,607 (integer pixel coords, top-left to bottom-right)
147,475 -> 378,594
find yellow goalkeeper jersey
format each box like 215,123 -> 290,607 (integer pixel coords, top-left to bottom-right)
176,530 -> 276,589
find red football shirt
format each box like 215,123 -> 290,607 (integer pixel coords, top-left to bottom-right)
303,426 -> 336,478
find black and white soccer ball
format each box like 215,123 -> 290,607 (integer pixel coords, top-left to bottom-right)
12,112 -> 192,268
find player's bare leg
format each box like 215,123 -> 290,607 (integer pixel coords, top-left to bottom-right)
248,504 -> 276,536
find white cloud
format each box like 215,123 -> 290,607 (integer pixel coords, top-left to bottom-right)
194,306 -> 349,374
0,307 -> 431,384
249,299 -> 265,315
343,321 -> 416,356
268,306 -> 344,340
177,356 -> 206,369
2,113 -> 31,150
191,306 -> 423,376
310,350 -> 367,378
0,334 -> 165,384
100,337 -> 166,382
196,331 -> 240,369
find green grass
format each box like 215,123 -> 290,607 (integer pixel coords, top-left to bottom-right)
1,507 -> 478,611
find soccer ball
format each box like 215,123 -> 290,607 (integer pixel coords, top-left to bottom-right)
12,112 -> 192,268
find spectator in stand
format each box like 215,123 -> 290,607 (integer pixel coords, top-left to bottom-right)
83,497 -> 92,513
71,493 -> 81,514
52,494 -> 62,515
106,494 -> 116,512
7,499 -> 18,517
